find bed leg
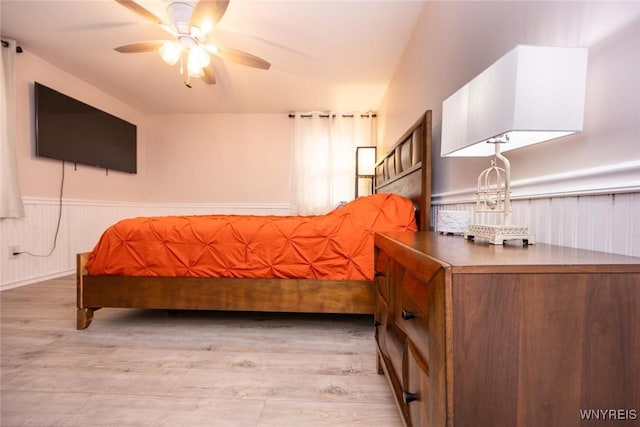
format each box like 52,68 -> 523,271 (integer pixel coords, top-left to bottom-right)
376,352 -> 384,375
76,252 -> 96,330
77,308 -> 94,330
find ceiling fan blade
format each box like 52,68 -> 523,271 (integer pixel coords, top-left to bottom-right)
202,65 -> 217,85
159,24 -> 178,38
115,0 -> 164,24
114,41 -> 165,53
190,0 -> 230,32
217,47 -> 271,70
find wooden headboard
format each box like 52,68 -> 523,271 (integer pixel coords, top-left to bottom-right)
374,110 -> 432,231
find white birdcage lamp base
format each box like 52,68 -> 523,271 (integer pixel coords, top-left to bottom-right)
464,224 -> 535,245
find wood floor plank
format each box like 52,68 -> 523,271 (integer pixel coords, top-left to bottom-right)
258,400 -> 402,427
1,276 -> 401,426
1,390 -> 93,426
64,395 -> 266,427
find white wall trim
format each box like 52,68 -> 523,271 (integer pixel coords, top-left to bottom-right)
21,197 -> 291,213
433,160 -> 640,205
21,197 -> 143,207
1,269 -> 74,291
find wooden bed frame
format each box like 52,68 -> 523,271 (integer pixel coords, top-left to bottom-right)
76,110 -> 432,329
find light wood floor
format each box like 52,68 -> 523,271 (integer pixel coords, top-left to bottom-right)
1,275 -> 402,426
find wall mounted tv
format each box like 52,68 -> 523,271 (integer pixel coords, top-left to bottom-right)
35,82 -> 137,173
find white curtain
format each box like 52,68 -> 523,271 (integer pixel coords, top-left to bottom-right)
290,112 -> 376,215
0,38 -> 24,218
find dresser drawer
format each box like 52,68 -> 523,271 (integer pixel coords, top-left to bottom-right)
386,322 -> 407,387
398,270 -> 431,361
374,292 -> 390,356
374,250 -> 390,303
397,251 -> 445,287
405,340 -> 445,427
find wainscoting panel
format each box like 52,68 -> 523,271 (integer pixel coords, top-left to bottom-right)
432,192 -> 640,257
1,198 -> 290,290
4,193 -> 638,290
2,200 -> 71,288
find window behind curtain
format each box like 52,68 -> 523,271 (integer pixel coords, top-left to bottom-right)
290,112 -> 375,215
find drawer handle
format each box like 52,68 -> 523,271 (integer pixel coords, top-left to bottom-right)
402,310 -> 416,321
373,320 -> 381,327
374,270 -> 385,277
403,391 -> 418,404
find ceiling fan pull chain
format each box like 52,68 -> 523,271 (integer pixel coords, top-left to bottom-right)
177,49 -> 192,88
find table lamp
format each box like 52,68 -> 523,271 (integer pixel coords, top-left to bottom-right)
441,45 -> 588,245
355,146 -> 377,197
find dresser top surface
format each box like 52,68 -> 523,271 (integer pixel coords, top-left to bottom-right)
376,231 -> 640,273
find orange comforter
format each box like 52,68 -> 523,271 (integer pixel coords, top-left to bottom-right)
86,193 -> 417,280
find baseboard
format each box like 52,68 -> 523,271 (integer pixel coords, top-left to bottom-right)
0,269 -> 74,291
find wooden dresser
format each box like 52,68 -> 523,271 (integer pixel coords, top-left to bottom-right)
374,231 -> 640,427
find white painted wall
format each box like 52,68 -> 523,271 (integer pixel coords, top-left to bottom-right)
10,51 -> 294,206
378,0 -> 640,197
377,1 -> 640,256
144,113 -> 292,204
13,51 -> 148,201
2,52 -> 294,288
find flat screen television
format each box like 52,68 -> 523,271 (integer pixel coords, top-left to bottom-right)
35,82 -> 137,173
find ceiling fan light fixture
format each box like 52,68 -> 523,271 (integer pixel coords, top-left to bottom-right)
199,21 -> 214,36
159,41 -> 181,65
190,25 -> 204,41
187,63 -> 204,78
187,47 -> 210,77
191,46 -> 211,67
167,2 -> 194,34
204,43 -> 219,55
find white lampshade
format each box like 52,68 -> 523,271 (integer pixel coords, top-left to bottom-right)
441,45 -> 588,157
356,146 -> 377,176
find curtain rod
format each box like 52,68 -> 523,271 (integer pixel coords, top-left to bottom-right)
288,113 -> 377,118
1,39 -> 23,53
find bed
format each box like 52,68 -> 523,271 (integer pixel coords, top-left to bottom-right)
76,110 -> 432,329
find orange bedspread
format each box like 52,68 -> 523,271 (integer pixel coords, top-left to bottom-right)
86,193 -> 417,280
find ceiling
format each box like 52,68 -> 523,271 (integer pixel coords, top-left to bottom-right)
1,0 -> 425,114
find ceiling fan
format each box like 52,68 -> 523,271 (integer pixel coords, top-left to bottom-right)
114,0 -> 271,88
